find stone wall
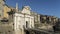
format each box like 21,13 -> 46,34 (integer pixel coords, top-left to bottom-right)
0,22 -> 14,34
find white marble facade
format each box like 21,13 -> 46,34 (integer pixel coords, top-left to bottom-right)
13,6 -> 34,34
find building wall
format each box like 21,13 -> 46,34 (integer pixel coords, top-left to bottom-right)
0,0 -> 5,18
30,12 -> 40,28
14,13 -> 34,34
0,22 -> 14,34
3,6 -> 11,19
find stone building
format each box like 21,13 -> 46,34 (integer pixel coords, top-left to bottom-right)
0,0 -> 5,19
0,0 -> 15,20
13,6 -> 34,34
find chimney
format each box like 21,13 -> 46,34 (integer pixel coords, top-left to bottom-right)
16,3 -> 18,12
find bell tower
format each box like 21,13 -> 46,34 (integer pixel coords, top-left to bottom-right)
16,3 -> 18,12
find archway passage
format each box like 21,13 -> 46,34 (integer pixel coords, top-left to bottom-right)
26,21 -> 29,28
25,30 -> 30,34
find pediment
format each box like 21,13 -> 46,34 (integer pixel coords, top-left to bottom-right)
21,6 -> 31,15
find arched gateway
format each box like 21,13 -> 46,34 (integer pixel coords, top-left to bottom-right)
13,6 -> 34,34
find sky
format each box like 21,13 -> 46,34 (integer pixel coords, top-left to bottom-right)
5,0 -> 60,18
